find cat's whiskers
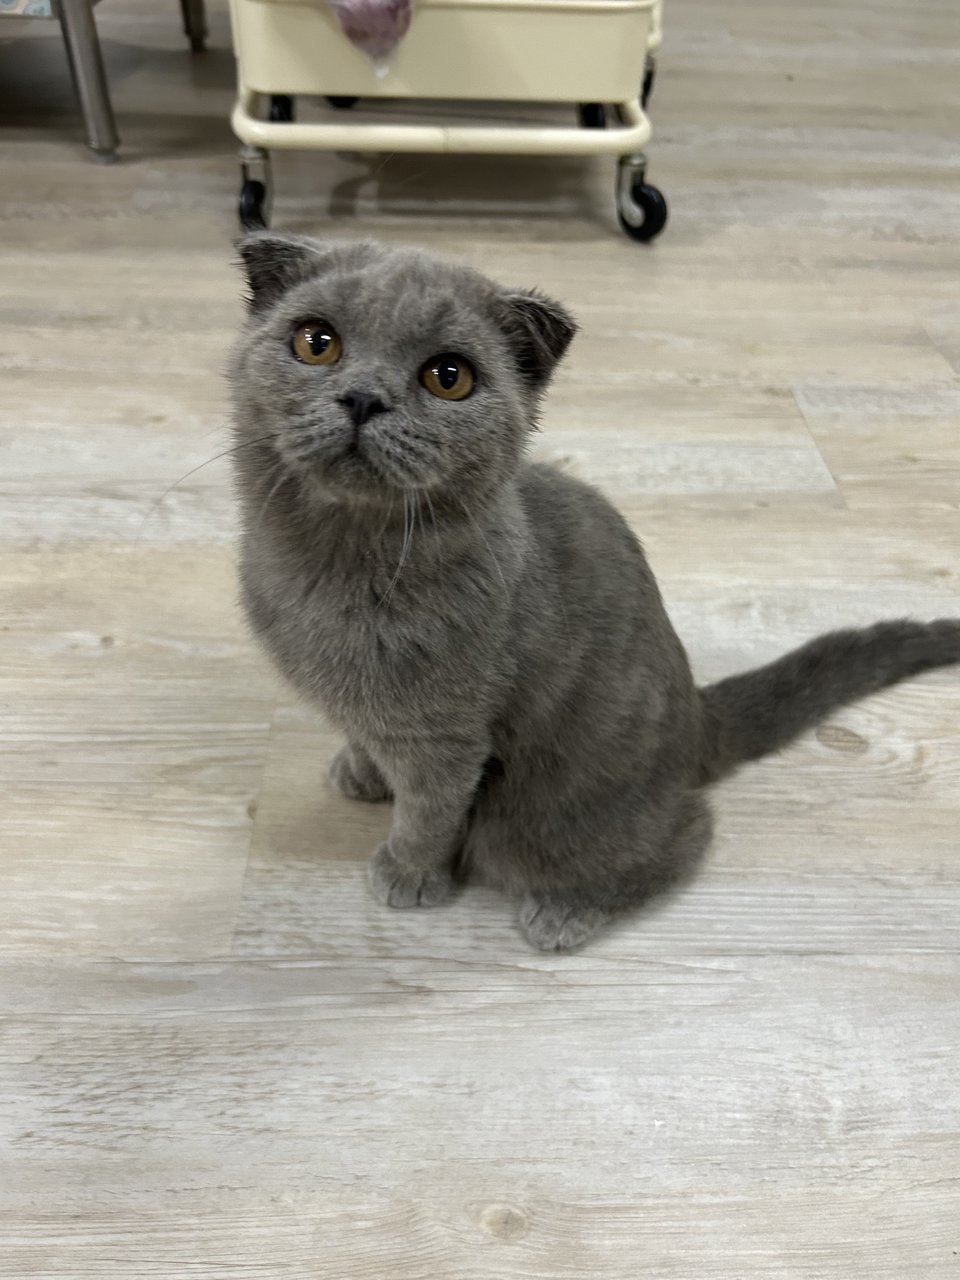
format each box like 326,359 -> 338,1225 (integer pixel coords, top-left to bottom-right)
251,465 -> 289,537
376,494 -> 398,546
422,490 -> 444,565
138,433 -> 278,543
379,491 -> 415,607
457,495 -> 505,588
414,494 -> 426,548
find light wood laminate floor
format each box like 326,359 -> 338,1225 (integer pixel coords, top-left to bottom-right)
1,1 -> 958,1275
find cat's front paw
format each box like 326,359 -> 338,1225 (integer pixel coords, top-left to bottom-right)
368,844 -> 454,909
518,895 -> 607,952
328,748 -> 392,803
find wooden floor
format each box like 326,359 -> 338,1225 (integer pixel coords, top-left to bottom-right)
1,1 -> 959,1275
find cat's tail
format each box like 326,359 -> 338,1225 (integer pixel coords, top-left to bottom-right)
698,618 -> 960,785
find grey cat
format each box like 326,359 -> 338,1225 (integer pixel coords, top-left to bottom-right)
230,232 -> 960,951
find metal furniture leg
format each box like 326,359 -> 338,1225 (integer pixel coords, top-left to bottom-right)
56,0 -> 119,161
179,0 -> 208,52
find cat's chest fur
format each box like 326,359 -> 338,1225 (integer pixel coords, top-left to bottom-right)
240,527 -> 508,739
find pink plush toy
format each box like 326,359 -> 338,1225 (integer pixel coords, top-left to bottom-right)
327,0 -> 412,71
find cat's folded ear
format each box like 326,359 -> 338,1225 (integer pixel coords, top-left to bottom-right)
236,232 -> 332,314
496,290 -> 578,387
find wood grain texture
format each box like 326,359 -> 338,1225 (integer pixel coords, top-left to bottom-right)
0,548 -> 274,957
1,0 -> 959,1273
1,955 -> 958,1278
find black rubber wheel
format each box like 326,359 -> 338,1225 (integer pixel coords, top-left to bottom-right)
269,94 -> 295,123
239,178 -> 268,230
577,103 -> 606,129
617,181 -> 668,242
189,35 -> 206,53
326,95 -> 359,110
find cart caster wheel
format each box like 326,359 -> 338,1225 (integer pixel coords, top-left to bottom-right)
326,95 -> 359,110
577,103 -> 606,129
617,180 -> 668,242
269,95 -> 295,123
239,179 -> 269,230
189,35 -> 206,53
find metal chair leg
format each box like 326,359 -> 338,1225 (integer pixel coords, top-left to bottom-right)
179,0 -> 209,52
56,0 -> 119,161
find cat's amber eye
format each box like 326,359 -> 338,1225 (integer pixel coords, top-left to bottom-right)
420,354 -> 475,401
292,322 -> 342,366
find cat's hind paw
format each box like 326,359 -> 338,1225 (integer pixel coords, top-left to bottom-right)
368,844 -> 454,909
518,895 -> 608,952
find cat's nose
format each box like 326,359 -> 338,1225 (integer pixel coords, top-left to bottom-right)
339,390 -> 389,429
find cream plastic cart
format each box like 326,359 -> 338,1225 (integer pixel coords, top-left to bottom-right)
228,0 -> 667,241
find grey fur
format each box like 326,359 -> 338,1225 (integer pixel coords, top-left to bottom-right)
230,234 -> 960,951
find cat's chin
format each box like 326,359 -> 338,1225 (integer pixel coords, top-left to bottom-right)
299,452 -> 415,510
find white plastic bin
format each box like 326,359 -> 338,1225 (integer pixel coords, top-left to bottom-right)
228,0 -> 667,239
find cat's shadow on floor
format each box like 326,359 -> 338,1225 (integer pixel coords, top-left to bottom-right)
254,772 -> 703,959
